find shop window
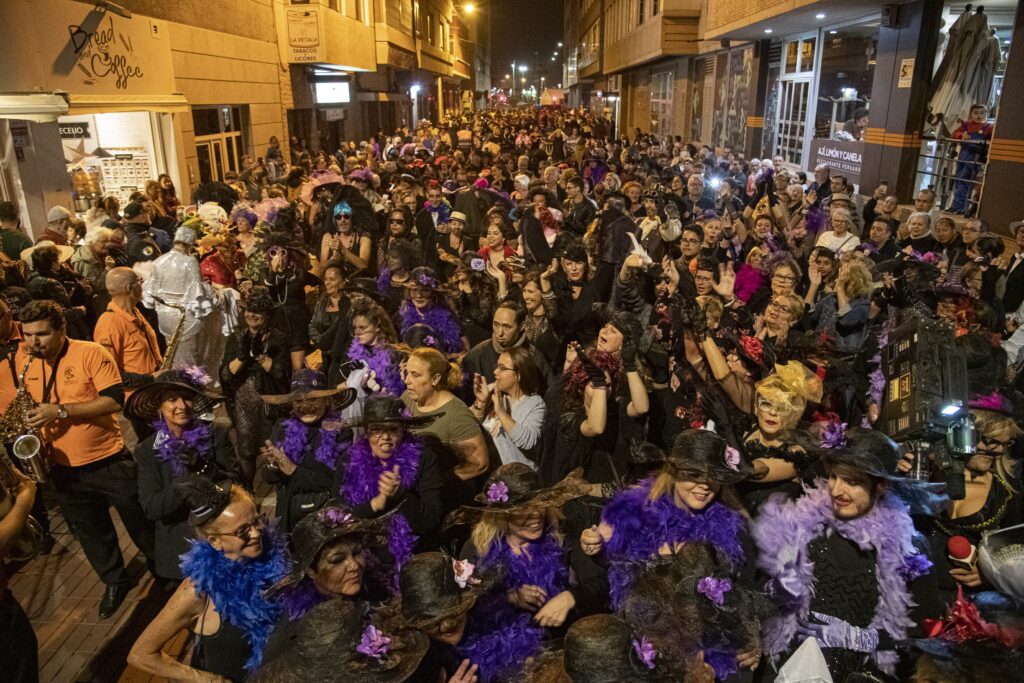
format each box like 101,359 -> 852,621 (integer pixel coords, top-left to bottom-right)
651,70 -> 673,136
813,24 -> 876,139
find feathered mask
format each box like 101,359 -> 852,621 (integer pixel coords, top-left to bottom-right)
755,361 -> 824,416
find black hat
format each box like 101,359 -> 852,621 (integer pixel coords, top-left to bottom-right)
606,310 -> 643,341
530,614 -> 662,683
404,266 -> 444,291
343,396 -> 436,430
558,238 -> 587,263
250,598 -> 429,683
244,286 -> 276,315
446,464 -> 589,526
397,552 -> 478,630
263,231 -> 307,254
124,366 -> 224,421
273,504 -> 391,591
261,369 -> 358,407
458,251 -> 488,274
662,429 -> 753,485
173,474 -> 233,527
342,277 -> 390,305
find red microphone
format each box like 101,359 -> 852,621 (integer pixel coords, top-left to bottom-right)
947,535 -> 977,571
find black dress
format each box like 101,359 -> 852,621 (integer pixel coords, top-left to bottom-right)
260,267 -> 319,353
135,424 -> 237,580
190,604 -> 251,683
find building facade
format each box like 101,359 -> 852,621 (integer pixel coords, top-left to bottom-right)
566,0 -> 1022,233
0,0 -> 472,234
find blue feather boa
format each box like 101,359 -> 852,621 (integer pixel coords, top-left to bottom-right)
398,301 -> 463,354
178,522 -> 289,672
459,533 -> 568,682
601,478 -> 746,609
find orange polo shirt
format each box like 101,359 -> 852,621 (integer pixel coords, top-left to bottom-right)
0,323 -> 23,414
93,302 -> 163,399
15,340 -> 124,467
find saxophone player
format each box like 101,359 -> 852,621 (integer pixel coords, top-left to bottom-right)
17,300 -> 155,620
94,268 -> 163,441
0,466 -> 38,682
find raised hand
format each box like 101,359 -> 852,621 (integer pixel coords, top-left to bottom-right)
714,261 -> 736,299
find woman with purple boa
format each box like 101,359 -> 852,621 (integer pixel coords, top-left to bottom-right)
260,370 -> 357,533
581,429 -> 762,681
127,367 -> 238,582
337,397 -> 444,574
344,298 -> 405,397
453,464 -> 590,682
398,266 -> 466,354
753,427 -> 945,681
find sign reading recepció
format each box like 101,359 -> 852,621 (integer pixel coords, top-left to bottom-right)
811,138 -> 863,187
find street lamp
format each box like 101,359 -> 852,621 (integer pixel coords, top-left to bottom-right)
463,2 -> 476,13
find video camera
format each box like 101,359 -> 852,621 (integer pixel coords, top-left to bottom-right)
879,312 -> 973,499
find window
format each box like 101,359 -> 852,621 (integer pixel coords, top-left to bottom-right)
652,0 -> 659,15
651,71 -> 674,136
439,17 -> 446,51
427,12 -> 435,45
639,0 -> 645,24
355,0 -> 364,22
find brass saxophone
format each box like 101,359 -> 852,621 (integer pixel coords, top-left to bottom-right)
0,352 -> 48,483
157,300 -> 187,371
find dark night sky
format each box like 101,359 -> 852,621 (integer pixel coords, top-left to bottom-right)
486,0 -> 565,89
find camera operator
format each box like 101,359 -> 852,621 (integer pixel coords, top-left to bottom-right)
0,467 -> 38,682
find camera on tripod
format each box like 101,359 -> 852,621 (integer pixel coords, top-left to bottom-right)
879,313 -> 973,499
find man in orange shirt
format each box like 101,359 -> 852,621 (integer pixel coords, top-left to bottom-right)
94,268 -> 162,441
18,300 -> 154,619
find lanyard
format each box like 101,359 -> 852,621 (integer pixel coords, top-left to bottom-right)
39,341 -> 70,405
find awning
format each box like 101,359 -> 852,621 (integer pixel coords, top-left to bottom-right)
66,93 -> 190,115
0,92 -> 70,122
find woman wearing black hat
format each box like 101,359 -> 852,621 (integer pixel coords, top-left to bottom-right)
454,251 -> 500,348
754,427 -> 943,681
398,267 -> 466,354
258,232 -> 319,370
452,464 -> 590,682
129,368 -> 237,583
336,397 -> 444,568
220,286 -> 292,487
128,476 -> 288,682
390,552 -> 482,683
260,370 -> 357,533
267,503 -> 395,645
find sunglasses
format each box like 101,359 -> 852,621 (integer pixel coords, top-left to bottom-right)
268,246 -> 286,258
336,214 -> 352,220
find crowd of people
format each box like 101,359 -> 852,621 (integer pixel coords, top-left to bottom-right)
0,105 -> 1022,683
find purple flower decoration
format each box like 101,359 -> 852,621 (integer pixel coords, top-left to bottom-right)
423,335 -> 439,348
317,507 -> 353,527
417,273 -> 438,288
632,636 -> 657,669
182,364 -> 211,387
724,445 -> 741,471
356,624 -> 391,660
969,392 -> 1008,412
486,481 -> 509,503
696,576 -> 732,606
821,421 -> 849,449
470,258 -> 486,272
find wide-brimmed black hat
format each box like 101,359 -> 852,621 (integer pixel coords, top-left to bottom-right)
250,598 -> 429,683
529,614 -> 662,683
343,396 -> 436,430
125,367 -> 224,421
261,369 -> 358,406
446,465 -> 590,527
403,266 -> 444,291
662,429 -> 753,485
273,503 -> 391,591
342,277 -> 390,305
397,552 -> 478,630
263,231 -> 307,254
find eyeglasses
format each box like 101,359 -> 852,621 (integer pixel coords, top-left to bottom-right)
218,514 -> 267,541
680,238 -> 701,245
977,438 -> 1013,455
772,273 -> 797,283
495,363 -> 516,374
389,219 -> 405,224
268,246 -> 286,258
368,425 -> 404,439
756,398 -> 781,416
336,214 -> 352,220
693,275 -> 714,284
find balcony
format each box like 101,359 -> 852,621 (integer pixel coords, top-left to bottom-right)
603,2 -> 701,73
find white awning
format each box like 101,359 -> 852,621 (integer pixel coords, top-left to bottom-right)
66,93 -> 190,115
0,92 -> 70,122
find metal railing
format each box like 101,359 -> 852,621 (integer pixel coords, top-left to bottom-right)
915,135 -> 988,216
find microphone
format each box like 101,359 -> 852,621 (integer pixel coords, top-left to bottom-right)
947,535 -> 977,571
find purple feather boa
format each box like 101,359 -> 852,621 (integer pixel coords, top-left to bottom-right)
753,481 -> 932,675
339,436 -> 423,574
865,315 -> 897,427
277,411 -> 343,468
601,478 -> 746,609
459,533 -> 568,683
178,521 -> 288,672
347,340 -> 405,396
376,267 -> 395,294
277,578 -> 328,621
152,418 -> 214,478
398,301 -> 463,354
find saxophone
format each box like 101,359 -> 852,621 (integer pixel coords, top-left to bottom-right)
155,299 -> 187,371
0,352 -> 49,483
0,453 -> 44,561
